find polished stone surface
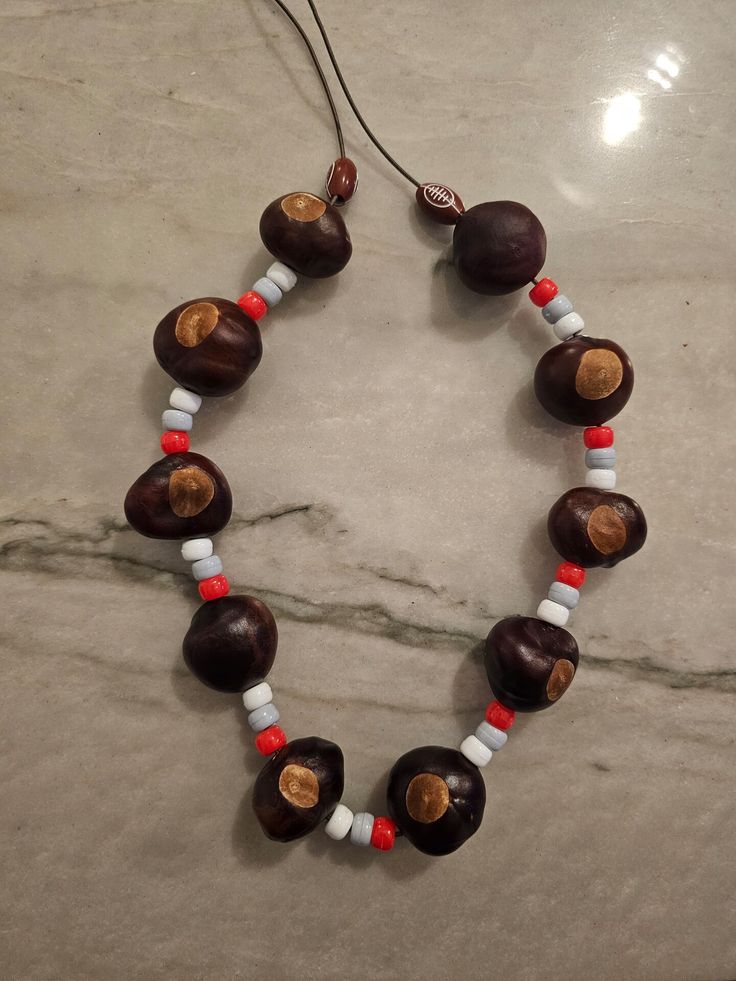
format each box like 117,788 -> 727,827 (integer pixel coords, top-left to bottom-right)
2,1 -> 735,978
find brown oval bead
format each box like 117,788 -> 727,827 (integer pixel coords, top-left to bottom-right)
453,200 -> 546,294
534,337 -> 634,426
547,487 -> 647,568
325,157 -> 358,205
415,183 -> 465,225
154,297 -> 262,398
387,746 -> 486,856
252,737 -> 344,842
182,594 -> 278,693
124,452 -> 232,540
259,192 -> 352,278
484,615 -> 579,712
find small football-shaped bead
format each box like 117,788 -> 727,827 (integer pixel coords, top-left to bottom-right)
252,736 -> 344,842
182,594 -> 278,693
484,615 -> 579,712
259,192 -> 352,278
534,337 -> 634,426
415,183 -> 465,224
548,487 -> 647,568
452,201 -> 546,295
325,157 -> 358,205
386,746 -> 486,856
153,298 -> 262,398
124,452 -> 232,540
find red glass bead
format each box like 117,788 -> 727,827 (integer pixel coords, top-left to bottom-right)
160,430 -> 190,454
583,426 -> 614,449
237,290 -> 268,321
528,277 -> 558,307
556,562 -> 586,589
198,574 -> 230,601
485,700 -> 516,730
255,724 -> 287,756
370,816 -> 397,851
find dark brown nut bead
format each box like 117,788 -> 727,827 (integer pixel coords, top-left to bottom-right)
153,298 -> 262,398
452,200 -> 546,294
124,452 -> 232,540
534,336 -> 634,426
484,615 -> 579,712
386,746 -> 486,856
548,487 -> 647,568
415,183 -> 465,225
325,157 -> 358,205
259,192 -> 352,278
182,595 -> 277,693
253,737 -> 344,842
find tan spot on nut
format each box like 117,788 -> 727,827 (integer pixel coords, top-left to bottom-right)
587,504 -> 627,555
575,348 -> 624,400
278,764 -> 320,808
546,658 -> 576,701
406,772 -> 450,824
281,192 -> 327,222
175,302 -> 219,347
168,466 -> 215,518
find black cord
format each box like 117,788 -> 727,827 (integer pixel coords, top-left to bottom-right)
270,0 -> 345,157
304,0 -> 420,187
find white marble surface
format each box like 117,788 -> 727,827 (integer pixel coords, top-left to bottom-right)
2,1 -> 735,979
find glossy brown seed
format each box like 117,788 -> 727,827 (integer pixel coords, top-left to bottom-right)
415,183 -> 465,225
124,452 -> 232,540
253,737 -> 344,842
154,297 -> 262,398
259,192 -> 352,278
182,594 -> 278,693
452,200 -> 546,294
534,336 -> 634,426
484,615 -> 580,712
387,746 -> 486,856
325,157 -> 358,205
548,487 -> 648,568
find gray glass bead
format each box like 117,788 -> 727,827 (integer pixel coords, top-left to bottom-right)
252,276 -> 283,307
585,447 -> 616,469
350,812 -> 374,846
162,408 -> 193,431
191,554 -> 223,581
548,581 -> 580,609
247,703 -> 280,732
475,721 -> 508,751
542,295 -> 574,324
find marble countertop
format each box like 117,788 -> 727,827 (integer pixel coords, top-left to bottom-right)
2,1 -> 734,979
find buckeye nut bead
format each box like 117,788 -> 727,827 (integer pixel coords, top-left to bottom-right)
452,201 -> 546,295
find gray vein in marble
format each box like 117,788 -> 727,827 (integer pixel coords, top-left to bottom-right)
3,506 -> 733,694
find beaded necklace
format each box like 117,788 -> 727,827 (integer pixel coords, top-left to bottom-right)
123,0 -> 647,857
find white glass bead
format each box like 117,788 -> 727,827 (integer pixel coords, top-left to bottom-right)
460,735 -> 492,767
242,682 -> 273,712
548,581 -> 580,609
162,408 -> 192,431
252,277 -> 283,307
247,703 -> 280,732
191,554 -> 223,581
586,447 -> 616,469
585,468 -> 617,490
181,538 -> 213,562
266,261 -> 297,293
537,598 -> 570,627
325,803 -> 354,840
169,387 -> 202,414
475,721 -> 508,752
553,311 -> 585,341
350,812 -> 374,846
